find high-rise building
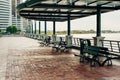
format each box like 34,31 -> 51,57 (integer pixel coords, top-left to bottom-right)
0,0 -> 12,32
12,0 -> 24,31
0,0 -> 25,32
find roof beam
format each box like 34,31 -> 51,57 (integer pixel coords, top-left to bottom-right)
25,17 -> 65,21
20,14 -> 88,18
20,10 -> 95,15
56,0 -> 62,3
30,3 -> 120,10
99,1 -> 112,5
70,0 -> 79,5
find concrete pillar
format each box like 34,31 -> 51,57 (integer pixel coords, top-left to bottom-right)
52,35 -> 56,42
93,5 -> 104,46
66,35 -> 72,46
93,37 -> 105,46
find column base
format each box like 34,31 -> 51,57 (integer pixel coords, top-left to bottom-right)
66,35 -> 72,46
93,37 -> 105,46
52,35 -> 56,42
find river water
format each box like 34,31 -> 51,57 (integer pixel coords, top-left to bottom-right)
59,33 -> 120,41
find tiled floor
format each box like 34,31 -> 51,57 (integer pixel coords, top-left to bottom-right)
0,37 -> 120,80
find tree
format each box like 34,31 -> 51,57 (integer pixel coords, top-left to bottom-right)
12,26 -> 17,33
6,26 -> 12,33
6,26 -> 18,34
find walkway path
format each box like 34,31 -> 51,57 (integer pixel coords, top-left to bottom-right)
0,37 -> 120,80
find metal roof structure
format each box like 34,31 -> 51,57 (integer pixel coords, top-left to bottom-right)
17,0 -> 120,21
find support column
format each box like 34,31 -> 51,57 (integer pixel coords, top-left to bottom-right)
66,14 -> 72,46
52,21 -> 56,42
39,21 -> 41,34
93,5 -> 104,46
31,22 -> 34,38
53,21 -> 56,35
97,5 -> 101,37
44,21 -> 47,35
35,21 -> 36,34
29,23 -> 31,37
32,23 -> 33,34
34,21 -> 37,39
38,21 -> 41,40
43,21 -> 47,40
67,14 -> 71,36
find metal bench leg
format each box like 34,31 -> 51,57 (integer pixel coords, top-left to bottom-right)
107,59 -> 112,66
80,57 -> 85,63
90,57 -> 102,67
101,58 -> 112,66
90,60 -> 96,67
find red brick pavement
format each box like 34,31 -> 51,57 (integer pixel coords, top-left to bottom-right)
0,37 -> 120,80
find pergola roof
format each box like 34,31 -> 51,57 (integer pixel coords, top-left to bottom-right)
17,0 -> 120,21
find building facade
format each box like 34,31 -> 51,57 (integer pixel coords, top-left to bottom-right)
0,0 -> 25,32
0,0 -> 11,32
12,0 -> 24,31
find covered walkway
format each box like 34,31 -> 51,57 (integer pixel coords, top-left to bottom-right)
0,36 -> 120,80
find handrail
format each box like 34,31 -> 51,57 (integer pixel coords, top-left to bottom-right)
26,34 -> 120,53
72,37 -> 94,46
100,40 -> 120,53
56,36 -> 94,47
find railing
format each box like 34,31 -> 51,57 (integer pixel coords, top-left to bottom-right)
44,36 -> 120,53
56,36 -> 94,47
72,37 -> 80,46
100,40 -> 120,53
56,36 -> 65,42
72,37 -> 94,46
26,34 -> 120,53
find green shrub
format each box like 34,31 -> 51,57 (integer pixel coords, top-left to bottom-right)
6,25 -> 18,34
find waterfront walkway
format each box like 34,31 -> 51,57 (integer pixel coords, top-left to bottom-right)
0,36 -> 120,80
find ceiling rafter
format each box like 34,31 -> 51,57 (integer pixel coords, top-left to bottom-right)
30,3 -> 120,10
20,14 -> 89,18
20,10 -> 96,15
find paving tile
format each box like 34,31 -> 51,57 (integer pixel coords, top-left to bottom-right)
0,37 -> 120,80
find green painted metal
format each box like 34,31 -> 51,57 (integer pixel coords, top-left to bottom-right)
32,23 -> 33,34
17,3 -> 26,11
39,21 -> 41,34
44,21 -> 47,35
17,0 -> 120,21
35,21 -> 36,34
96,5 -> 101,37
53,21 -> 56,35
17,0 -> 44,11
26,0 -> 44,6
67,14 -> 71,35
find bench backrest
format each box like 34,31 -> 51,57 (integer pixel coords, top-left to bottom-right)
83,46 -> 109,56
80,39 -> 91,54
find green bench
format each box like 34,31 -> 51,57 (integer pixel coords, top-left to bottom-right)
75,45 -> 120,67
52,41 -> 70,52
40,36 -> 51,47
74,39 -> 120,67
